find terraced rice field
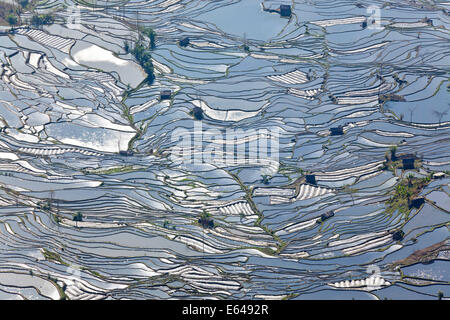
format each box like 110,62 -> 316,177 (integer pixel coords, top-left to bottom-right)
0,0 -> 448,300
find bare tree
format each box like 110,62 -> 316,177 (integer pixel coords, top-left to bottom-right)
433,109 -> 448,125
136,10 -> 141,40
49,190 -> 54,210
408,106 -> 417,122
343,185 -> 358,205
242,32 -> 249,52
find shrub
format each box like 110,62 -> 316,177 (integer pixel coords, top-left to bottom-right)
6,14 -> 18,26
198,210 -> 214,229
389,146 -> 397,160
19,0 -> 29,8
192,107 -> 203,120
140,26 -> 156,49
0,2 -> 16,21
129,40 -> 155,84
31,14 -> 54,27
72,212 -> 83,222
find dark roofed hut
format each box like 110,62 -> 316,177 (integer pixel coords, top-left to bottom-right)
330,126 -> 344,136
192,107 -> 204,120
392,230 -> 405,241
317,210 -> 334,224
402,158 -> 415,170
198,217 -> 214,229
119,150 -> 134,156
409,197 -> 425,209
179,37 -> 190,47
279,5 -> 292,17
160,90 -> 172,100
262,3 -> 291,18
395,153 -> 417,170
305,174 -> 316,185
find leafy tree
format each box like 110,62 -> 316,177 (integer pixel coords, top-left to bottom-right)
19,0 -> 29,8
6,14 -> 18,26
31,14 -> 54,27
130,40 -> 155,84
198,209 -> 214,229
140,27 -> 156,49
73,212 -> 83,227
31,14 -> 41,26
389,146 -> 397,161
200,209 -> 210,220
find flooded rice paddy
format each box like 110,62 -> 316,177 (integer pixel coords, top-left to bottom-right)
0,0 -> 448,299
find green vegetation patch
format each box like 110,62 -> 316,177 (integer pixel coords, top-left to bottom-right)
124,27 -> 157,84
30,13 -> 54,27
386,174 -> 431,215
0,2 -> 19,26
42,248 -> 68,266
84,165 -> 138,175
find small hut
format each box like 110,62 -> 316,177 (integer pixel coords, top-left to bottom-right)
402,158 -> 415,170
409,197 -> 425,209
279,5 -> 292,17
319,210 -> 334,222
392,230 -> 404,241
396,153 -> 417,169
160,90 -> 172,100
119,150 -> 134,156
179,37 -> 190,47
330,126 -> 344,136
306,174 -> 317,185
